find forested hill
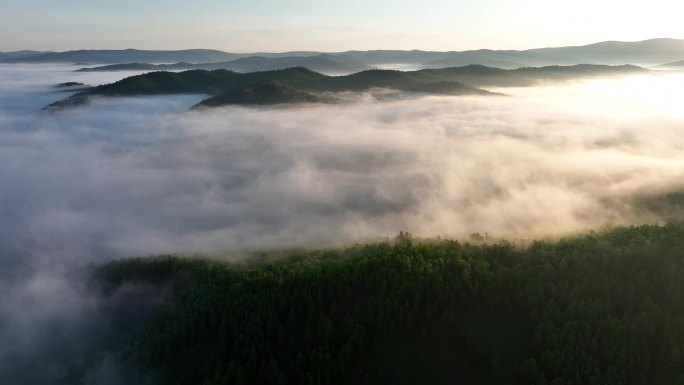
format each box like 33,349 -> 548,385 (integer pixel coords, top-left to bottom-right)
44,67 -> 490,111
88,223 -> 684,385
193,81 -> 338,107
44,64 -> 645,111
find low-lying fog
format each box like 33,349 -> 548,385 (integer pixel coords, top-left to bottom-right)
1,64 -> 684,383
3,66 -> 684,259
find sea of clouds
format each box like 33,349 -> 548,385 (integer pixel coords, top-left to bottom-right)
1,63 -> 684,383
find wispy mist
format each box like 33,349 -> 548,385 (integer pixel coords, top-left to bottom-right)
1,66 -> 684,383
5,72 -> 684,257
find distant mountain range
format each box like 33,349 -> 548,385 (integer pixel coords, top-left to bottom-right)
2,49 -> 240,64
4,39 -> 684,72
44,64 -> 645,111
657,59 -> 684,68
0,49 -> 325,64
76,54 -> 371,74
0,50 -> 49,61
526,39 -> 684,65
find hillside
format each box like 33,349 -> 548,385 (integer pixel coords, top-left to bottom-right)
43,67 -> 492,111
44,64 -> 645,111
55,82 -> 85,88
194,81 -> 336,108
422,49 -> 539,68
80,223 -> 684,385
508,64 -> 646,84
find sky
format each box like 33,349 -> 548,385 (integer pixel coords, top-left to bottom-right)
1,0 -> 683,52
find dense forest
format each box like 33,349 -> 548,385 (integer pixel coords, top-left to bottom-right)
44,64 -> 644,111
194,81 -> 337,107
90,223 -> 684,385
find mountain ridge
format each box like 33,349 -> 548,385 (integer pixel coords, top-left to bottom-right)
43,64 -> 645,111
657,58 -> 684,68
7,38 -> 684,68
76,54 -> 370,74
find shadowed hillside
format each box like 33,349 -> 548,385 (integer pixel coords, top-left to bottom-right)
44,67 -> 491,111
194,81 -> 336,107
44,64 -> 644,111
81,223 -> 684,385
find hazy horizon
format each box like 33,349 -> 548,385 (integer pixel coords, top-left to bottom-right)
0,36 -> 680,53
2,0 -> 683,52
2,37 -> 684,54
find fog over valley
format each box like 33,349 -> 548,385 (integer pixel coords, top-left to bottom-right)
2,66 -> 684,261
2,63 -> 684,384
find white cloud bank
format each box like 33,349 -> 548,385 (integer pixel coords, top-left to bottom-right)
2,70 -> 684,262
1,65 -> 684,383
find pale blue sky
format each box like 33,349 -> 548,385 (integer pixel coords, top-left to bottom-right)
1,0 -> 682,52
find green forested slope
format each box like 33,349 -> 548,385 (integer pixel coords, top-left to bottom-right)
44,64 -> 643,111
194,81 -> 336,107
96,223 -> 684,385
